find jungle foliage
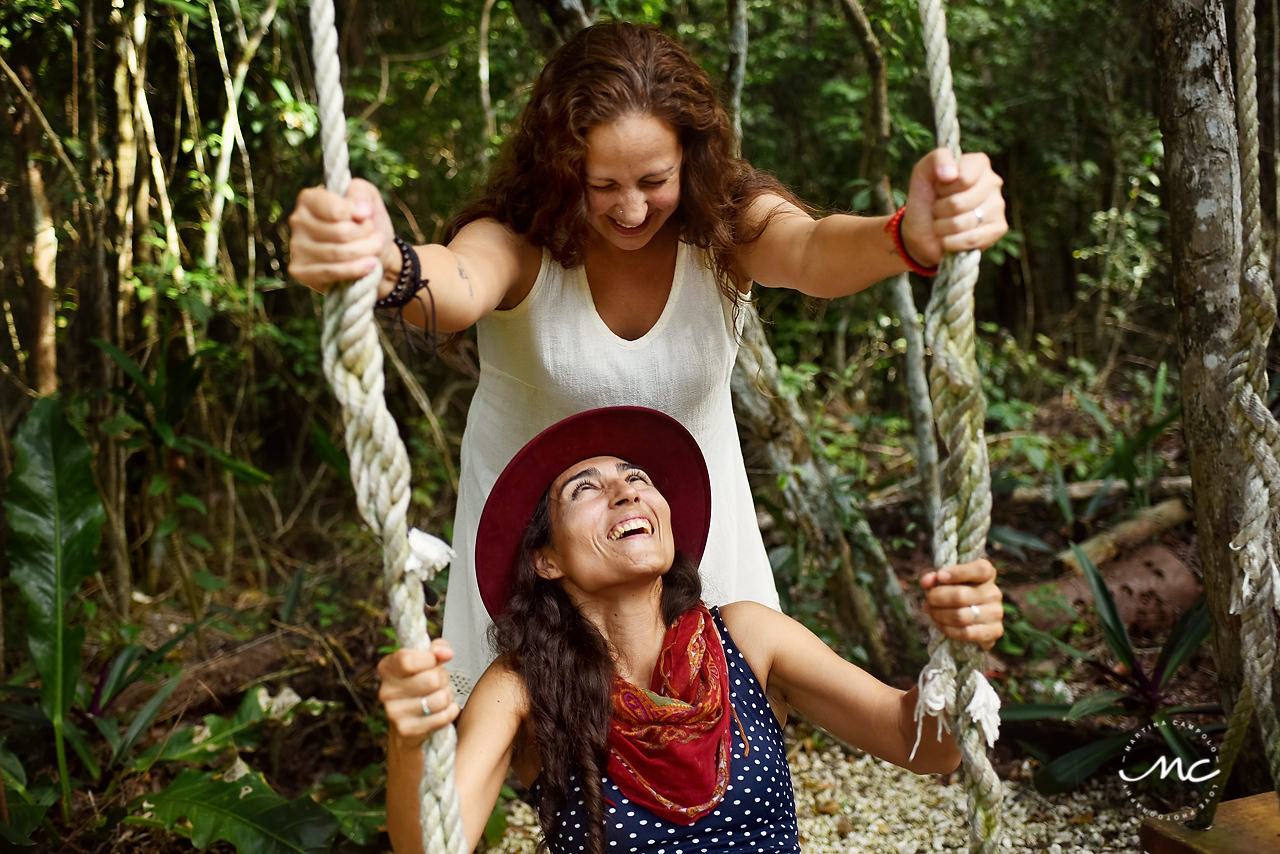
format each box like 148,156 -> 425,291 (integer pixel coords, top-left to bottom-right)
0,0 -> 1251,849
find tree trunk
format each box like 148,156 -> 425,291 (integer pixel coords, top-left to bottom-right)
838,0 -> 939,534
1151,0 -> 1273,793
732,308 -> 892,674
724,0 -> 747,158
509,0 -> 595,58
17,65 -> 58,396
479,0 -> 499,168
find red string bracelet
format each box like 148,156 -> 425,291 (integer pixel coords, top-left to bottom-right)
885,206 -> 939,277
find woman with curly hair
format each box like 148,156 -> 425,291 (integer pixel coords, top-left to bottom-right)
377,406 -> 1004,853
289,22 -> 1008,703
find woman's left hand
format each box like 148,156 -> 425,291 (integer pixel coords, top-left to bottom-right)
920,558 -> 1004,650
899,149 -> 1008,268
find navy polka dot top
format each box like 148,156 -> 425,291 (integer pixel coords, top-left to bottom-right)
533,607 -> 802,853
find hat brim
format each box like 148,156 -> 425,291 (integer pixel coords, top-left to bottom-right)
475,407 -> 711,619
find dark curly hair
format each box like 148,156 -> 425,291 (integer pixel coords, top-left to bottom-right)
490,481 -> 702,854
448,21 -> 798,308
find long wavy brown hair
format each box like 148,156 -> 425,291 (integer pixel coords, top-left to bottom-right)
448,21 -> 799,306
490,483 -> 702,854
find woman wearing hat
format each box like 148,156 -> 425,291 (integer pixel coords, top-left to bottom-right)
378,407 -> 1003,854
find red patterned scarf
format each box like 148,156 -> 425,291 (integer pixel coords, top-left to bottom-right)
607,604 -> 734,824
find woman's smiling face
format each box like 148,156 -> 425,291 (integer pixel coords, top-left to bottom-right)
583,113 -> 683,250
534,455 -> 676,597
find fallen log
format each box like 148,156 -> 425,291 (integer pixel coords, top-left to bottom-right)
1009,475 -> 1192,505
1055,497 -> 1193,574
866,475 -> 1192,511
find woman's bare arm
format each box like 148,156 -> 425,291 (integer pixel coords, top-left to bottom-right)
380,644 -> 529,853
288,178 -> 540,333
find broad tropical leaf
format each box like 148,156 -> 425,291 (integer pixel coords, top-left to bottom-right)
322,793 -> 384,846
6,397 -> 104,722
143,767 -> 336,854
5,397 -> 104,814
136,687 -> 333,769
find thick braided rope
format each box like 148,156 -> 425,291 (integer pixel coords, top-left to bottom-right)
308,2 -> 467,851
1210,0 -> 1280,810
1189,680 -> 1254,828
912,1 -> 1002,851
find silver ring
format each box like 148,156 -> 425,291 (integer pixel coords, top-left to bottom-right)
969,603 -> 981,622
974,207 -> 984,224
421,695 -> 432,716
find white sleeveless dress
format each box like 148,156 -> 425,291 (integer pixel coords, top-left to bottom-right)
443,242 -> 779,700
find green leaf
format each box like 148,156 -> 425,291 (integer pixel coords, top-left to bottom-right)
0,780 -> 57,846
97,623 -> 200,710
142,767 -> 336,853
5,397 -> 104,813
307,422 -> 350,484
1153,361 -> 1168,418
185,437 -> 272,484
177,493 -> 208,515
322,793 -> 383,845
136,687 -> 332,768
1071,543 -> 1136,671
112,678 -> 180,768
155,422 -> 179,448
1075,394 -> 1114,435
1033,734 -> 1132,794
156,515 -> 179,540
1065,690 -> 1129,721
483,798 -> 509,847
1153,594 -> 1210,689
1050,462 -> 1074,526
93,715 -> 124,756
0,739 -> 28,788
93,339 -> 156,406
101,412 -> 146,435
1082,474 -> 1116,520
63,717 -> 101,779
1153,719 -> 1200,768
999,702 -> 1075,721
278,568 -> 306,625
196,570 -> 228,592
988,525 -> 1054,560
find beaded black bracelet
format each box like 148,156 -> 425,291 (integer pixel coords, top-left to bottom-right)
375,237 -> 428,309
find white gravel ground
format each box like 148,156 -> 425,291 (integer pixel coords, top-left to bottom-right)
487,734 -> 1143,853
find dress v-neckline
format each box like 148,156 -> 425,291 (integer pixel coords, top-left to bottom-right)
582,241 -> 685,344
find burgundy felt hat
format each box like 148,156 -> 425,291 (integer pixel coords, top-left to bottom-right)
475,406 -> 711,619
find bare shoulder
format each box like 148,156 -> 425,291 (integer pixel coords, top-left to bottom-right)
733,193 -> 817,289
739,191 -> 810,231
466,655 -> 531,719
718,601 -> 796,682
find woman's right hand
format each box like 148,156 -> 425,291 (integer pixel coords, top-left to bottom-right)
287,178 -> 398,295
378,639 -> 461,748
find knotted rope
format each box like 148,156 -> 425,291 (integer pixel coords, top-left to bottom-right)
911,1 -> 1003,851
307,1 -> 467,851
1195,0 -> 1280,822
